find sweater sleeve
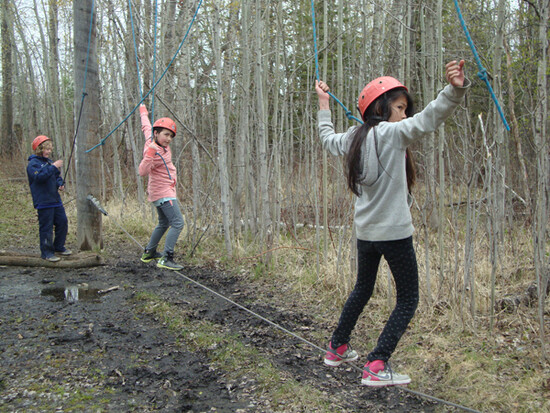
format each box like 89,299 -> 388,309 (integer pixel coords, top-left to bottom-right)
384,79 -> 471,148
318,110 -> 356,156
138,142 -> 155,177
28,161 -> 57,184
141,111 -> 153,142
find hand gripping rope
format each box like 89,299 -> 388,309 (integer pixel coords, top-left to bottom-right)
310,0 -> 364,125
86,193 -> 481,413
453,0 -> 510,131
86,0 -> 203,153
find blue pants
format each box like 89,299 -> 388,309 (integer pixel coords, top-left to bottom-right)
330,237 -> 419,362
146,199 -> 184,255
37,206 -> 68,259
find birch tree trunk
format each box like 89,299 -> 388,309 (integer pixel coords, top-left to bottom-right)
533,0 -> 549,361
47,0 -> 62,158
1,0 -> 14,156
419,3 -> 436,301
255,0 -> 270,250
489,0 -> 508,331
234,0 -> 250,235
74,0 -> 102,251
212,4 -> 232,257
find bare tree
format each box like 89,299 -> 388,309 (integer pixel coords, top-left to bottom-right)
533,0 -> 549,361
212,4 -> 232,257
1,0 -> 14,156
74,0 -> 102,250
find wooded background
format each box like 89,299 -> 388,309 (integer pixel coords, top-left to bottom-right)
1,0 -> 548,352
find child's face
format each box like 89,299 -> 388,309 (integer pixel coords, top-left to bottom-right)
388,95 -> 409,123
41,143 -> 53,158
154,128 -> 175,147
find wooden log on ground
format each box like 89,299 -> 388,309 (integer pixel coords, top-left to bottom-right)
0,250 -> 105,268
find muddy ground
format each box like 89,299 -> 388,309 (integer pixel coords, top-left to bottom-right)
0,245 -> 441,412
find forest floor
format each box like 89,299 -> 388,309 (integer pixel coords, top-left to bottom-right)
0,244 -> 442,412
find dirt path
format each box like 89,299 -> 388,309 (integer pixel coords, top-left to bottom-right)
0,250 -> 438,412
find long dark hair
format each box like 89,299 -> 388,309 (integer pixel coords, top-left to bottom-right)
346,88 -> 416,196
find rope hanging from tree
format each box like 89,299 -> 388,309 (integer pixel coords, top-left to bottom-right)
86,0 -> 203,153
151,0 -> 159,123
128,0 -> 143,98
310,0 -> 363,124
453,0 -> 510,131
311,0 -> 511,131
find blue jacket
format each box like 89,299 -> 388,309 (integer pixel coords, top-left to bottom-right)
27,155 -> 64,209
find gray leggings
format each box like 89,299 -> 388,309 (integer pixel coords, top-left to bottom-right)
330,236 -> 419,362
146,199 -> 184,255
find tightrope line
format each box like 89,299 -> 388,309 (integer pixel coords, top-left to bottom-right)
87,194 -> 482,413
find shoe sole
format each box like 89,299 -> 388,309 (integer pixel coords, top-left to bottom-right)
324,355 -> 359,366
361,378 -> 410,386
156,264 -> 183,270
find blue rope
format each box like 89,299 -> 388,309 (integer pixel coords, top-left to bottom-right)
151,0 -> 159,122
128,0 -> 143,98
86,0 -> 203,153
64,0 -> 96,181
310,0 -> 363,124
453,0 -> 510,131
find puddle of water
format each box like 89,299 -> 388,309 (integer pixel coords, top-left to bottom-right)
41,286 -> 102,303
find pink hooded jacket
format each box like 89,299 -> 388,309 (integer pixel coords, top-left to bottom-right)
138,110 -> 177,202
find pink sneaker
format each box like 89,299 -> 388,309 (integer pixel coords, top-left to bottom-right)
324,342 -> 359,366
362,360 -> 411,386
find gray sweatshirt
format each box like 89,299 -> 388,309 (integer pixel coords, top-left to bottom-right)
318,81 -> 470,241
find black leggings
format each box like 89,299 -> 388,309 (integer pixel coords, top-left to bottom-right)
330,236 -> 419,362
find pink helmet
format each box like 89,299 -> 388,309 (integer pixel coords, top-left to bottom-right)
32,135 -> 51,151
358,76 -> 408,118
153,117 -> 177,136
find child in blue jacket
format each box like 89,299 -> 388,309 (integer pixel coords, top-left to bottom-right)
26,135 -> 72,261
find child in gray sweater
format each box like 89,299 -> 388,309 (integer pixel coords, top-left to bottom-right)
316,60 -> 469,386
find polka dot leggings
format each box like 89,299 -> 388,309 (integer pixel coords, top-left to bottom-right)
330,236 -> 419,362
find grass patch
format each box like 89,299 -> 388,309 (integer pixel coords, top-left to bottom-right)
1,167 -> 548,413
132,291 -> 331,411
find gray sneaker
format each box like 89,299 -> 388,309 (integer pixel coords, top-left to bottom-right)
156,253 -> 183,270
362,360 -> 411,386
44,255 -> 60,262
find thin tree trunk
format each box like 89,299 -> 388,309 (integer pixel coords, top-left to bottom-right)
212,4 -> 232,257
1,0 -> 14,156
47,0 -> 62,158
533,0 -> 549,361
255,0 -> 270,250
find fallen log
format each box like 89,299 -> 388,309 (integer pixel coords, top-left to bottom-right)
0,250 -> 105,268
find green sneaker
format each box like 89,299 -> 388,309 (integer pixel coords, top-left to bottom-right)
140,249 -> 162,263
157,252 -> 183,270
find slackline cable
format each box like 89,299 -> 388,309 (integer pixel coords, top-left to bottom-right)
87,194 -> 482,413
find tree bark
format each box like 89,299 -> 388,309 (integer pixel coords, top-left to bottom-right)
74,0 -> 102,251
1,0 -> 14,156
212,4 -> 232,257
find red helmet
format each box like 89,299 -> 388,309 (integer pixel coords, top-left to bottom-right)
32,135 -> 51,151
153,117 -> 177,136
358,76 -> 408,118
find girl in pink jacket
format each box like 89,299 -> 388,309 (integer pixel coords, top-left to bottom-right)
138,104 -> 184,270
